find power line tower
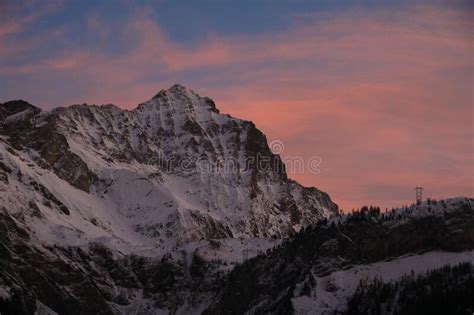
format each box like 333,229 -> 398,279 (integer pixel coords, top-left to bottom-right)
415,186 -> 424,204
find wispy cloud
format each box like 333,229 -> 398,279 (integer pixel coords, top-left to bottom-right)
0,0 -> 63,38
0,2 -> 472,210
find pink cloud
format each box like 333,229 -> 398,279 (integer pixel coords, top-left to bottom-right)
1,3 -> 472,210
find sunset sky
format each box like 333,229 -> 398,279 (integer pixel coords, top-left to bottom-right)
1,0 -> 472,211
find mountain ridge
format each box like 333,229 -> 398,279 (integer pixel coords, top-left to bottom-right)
1,85 -> 471,314
0,84 -> 338,253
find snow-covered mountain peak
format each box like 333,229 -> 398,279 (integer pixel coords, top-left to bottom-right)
147,83 -> 219,115
168,83 -> 193,94
0,88 -> 338,252
0,93 -> 472,315
146,84 -> 219,113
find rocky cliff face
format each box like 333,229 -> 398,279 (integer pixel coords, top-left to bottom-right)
1,86 -> 471,315
0,85 -> 340,313
0,193 -> 471,314
0,85 -> 337,254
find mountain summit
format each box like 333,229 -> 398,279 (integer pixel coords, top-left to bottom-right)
0,86 -> 472,315
0,85 -> 337,253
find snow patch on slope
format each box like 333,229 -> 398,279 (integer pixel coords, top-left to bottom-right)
292,250 -> 474,314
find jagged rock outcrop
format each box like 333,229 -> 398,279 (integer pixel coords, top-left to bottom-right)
0,209 -> 224,314
1,85 -> 470,315
0,84 -> 338,251
1,101 -> 94,192
0,85 -> 337,314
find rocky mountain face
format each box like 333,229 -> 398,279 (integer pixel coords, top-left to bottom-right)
0,85 -> 337,314
0,86 -> 472,315
0,192 -> 472,314
0,85 -> 337,253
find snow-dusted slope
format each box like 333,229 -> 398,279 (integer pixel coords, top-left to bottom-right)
0,85 -> 337,254
3,88 -> 470,315
0,88 -> 338,314
206,198 -> 474,314
292,250 -> 474,314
